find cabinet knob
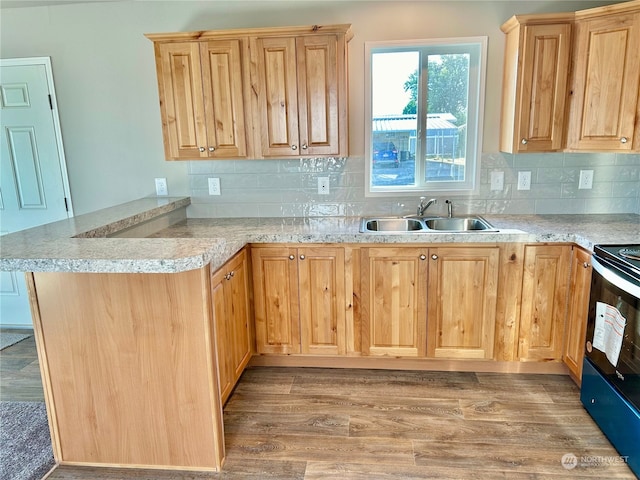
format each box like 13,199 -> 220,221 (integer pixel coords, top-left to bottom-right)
620,137 -> 628,144
229,270 -> 235,277
208,146 -> 216,152
419,254 -> 426,260
299,254 -> 305,260
583,262 -> 590,269
199,147 -> 206,152
521,138 -> 528,145
431,254 -> 438,260
225,273 -> 231,280
302,143 -> 308,150
289,254 -> 295,260
291,144 -> 298,151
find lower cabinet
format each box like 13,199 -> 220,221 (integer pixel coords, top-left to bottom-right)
360,246 -> 499,359
518,244 -> 571,361
427,247 -> 499,359
251,245 -> 346,355
563,246 -> 593,384
211,249 -> 252,404
361,247 -> 428,357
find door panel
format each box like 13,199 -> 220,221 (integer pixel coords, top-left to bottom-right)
0,59 -> 71,326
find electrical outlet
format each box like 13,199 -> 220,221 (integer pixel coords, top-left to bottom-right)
579,170 -> 594,189
517,171 -> 531,190
318,177 -> 330,195
490,171 -> 504,191
155,177 -> 168,196
208,177 -> 221,196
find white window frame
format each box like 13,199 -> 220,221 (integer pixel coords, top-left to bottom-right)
364,37 -> 488,196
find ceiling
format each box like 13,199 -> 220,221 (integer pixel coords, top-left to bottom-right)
0,0 -> 123,8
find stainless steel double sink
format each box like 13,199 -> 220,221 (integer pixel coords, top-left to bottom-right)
360,215 -> 498,233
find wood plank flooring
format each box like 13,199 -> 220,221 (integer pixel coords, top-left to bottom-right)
0,332 -> 635,479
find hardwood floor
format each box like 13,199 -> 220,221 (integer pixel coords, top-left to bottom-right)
0,332 -> 635,479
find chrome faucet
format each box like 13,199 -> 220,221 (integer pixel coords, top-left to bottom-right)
417,197 -> 437,216
445,199 -> 453,218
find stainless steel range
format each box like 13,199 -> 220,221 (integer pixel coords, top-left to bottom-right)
582,244 -> 640,476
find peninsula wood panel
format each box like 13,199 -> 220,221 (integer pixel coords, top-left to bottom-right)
361,247 -> 428,357
298,246 -> 346,355
567,10 -> 640,151
251,247 -> 301,354
28,269 -> 225,470
518,245 -> 571,361
563,246 -> 593,384
427,247 -> 499,359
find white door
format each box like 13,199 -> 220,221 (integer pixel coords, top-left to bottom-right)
0,57 -> 73,327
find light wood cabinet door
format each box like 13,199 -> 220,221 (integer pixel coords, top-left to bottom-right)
200,40 -> 248,159
211,249 -> 252,404
427,247 -> 499,359
251,245 -> 346,355
156,42 -> 209,159
361,247 -> 428,357
295,35 -> 342,156
251,246 -> 301,354
567,10 -> 640,151
563,246 -> 593,384
253,36 -> 300,157
518,245 -> 571,361
500,20 -> 572,153
154,40 -> 248,160
252,33 -> 347,157
298,246 -> 346,355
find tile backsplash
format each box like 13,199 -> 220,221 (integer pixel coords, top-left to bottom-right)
186,152 -> 640,218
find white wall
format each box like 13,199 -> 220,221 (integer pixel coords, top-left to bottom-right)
2,0 -> 637,216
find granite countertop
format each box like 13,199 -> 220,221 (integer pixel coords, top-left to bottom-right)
1,196 -> 638,273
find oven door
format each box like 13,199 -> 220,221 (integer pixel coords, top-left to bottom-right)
585,255 -> 640,410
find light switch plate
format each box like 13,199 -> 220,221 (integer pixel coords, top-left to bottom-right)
318,177 -> 330,195
490,171 -> 504,191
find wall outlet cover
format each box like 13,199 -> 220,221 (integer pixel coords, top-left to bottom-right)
155,177 -> 168,196
579,170 -> 594,190
517,171 -> 531,190
208,177 -> 221,196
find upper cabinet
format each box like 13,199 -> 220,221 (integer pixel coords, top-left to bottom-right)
567,6 -> 640,151
500,15 -> 573,153
251,32 -> 349,157
499,1 -> 640,153
146,24 -> 352,161
150,39 -> 251,160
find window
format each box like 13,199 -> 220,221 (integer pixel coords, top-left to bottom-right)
365,37 -> 487,195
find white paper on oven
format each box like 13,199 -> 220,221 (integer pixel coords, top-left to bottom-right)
593,301 -> 627,367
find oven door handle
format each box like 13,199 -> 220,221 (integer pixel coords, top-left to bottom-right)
592,256 -> 640,299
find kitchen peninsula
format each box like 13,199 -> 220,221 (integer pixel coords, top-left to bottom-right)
1,196 -> 638,472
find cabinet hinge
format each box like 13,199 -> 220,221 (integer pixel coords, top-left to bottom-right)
48,94 -> 53,110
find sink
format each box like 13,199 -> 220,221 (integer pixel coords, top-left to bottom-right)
361,217 -> 425,232
422,216 -> 498,232
359,215 -> 498,233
